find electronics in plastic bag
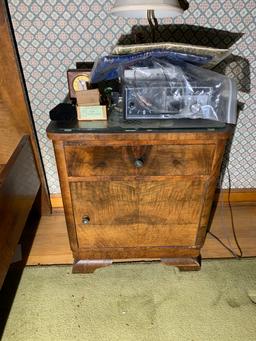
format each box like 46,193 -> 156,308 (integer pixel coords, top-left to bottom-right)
122,59 -> 237,124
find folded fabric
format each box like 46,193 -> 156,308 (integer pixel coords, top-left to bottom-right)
112,43 -> 230,69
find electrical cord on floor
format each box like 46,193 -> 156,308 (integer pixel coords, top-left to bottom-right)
208,165 -> 243,259
208,232 -> 242,259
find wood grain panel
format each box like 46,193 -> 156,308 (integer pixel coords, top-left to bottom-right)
65,145 -> 136,177
196,140 -> 227,246
77,246 -> 200,260
70,179 -> 206,227
76,223 -> 197,248
50,189 -> 256,212
53,141 -> 79,251
65,144 -> 215,177
0,2 -> 51,213
70,181 -> 138,226
138,179 -> 206,224
0,6 -> 29,161
71,179 -> 206,251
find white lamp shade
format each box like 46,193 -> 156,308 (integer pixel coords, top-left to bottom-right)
110,0 -> 184,18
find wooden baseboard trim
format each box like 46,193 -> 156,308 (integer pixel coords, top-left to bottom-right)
50,194 -> 64,209
214,189 -> 256,203
50,189 -> 256,210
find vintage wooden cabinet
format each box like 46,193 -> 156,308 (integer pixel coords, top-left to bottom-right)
47,115 -> 232,273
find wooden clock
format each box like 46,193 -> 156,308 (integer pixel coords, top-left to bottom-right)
67,69 -> 91,100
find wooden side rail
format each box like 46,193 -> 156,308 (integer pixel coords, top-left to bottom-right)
0,136 -> 40,288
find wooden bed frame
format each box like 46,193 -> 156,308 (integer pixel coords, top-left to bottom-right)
0,3 -> 51,289
0,136 -> 40,288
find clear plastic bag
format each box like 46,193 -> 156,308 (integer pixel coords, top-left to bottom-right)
122,58 -> 237,124
90,49 -> 212,84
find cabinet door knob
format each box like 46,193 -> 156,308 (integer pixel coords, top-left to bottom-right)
82,215 -> 90,225
134,159 -> 144,168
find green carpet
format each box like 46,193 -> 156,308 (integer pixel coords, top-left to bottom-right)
1,259 -> 256,341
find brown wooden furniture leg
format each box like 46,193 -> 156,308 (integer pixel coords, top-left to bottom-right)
161,256 -> 201,271
72,259 -> 113,274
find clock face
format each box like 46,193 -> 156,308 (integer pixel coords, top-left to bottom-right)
73,74 -> 90,92
67,69 -> 92,99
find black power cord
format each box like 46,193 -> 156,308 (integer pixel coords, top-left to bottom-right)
208,165 -> 243,259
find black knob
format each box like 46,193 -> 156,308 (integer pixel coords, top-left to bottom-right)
134,159 -> 144,168
82,215 -> 90,225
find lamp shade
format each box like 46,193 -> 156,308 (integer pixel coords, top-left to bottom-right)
110,0 -> 184,18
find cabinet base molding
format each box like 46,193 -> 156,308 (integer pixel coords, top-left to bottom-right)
72,259 -> 113,274
77,247 -> 200,260
72,257 -> 201,273
161,256 -> 201,271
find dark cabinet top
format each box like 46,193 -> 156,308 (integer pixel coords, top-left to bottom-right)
47,109 -> 228,135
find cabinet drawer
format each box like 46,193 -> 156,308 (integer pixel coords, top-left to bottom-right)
65,144 -> 215,177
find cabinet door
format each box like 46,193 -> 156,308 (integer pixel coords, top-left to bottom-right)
70,178 -> 207,249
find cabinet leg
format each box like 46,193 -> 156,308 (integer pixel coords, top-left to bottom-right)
72,259 -> 113,274
161,256 -> 201,271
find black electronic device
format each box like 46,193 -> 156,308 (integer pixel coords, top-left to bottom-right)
49,103 -> 77,121
124,83 -> 214,120
122,63 -> 236,124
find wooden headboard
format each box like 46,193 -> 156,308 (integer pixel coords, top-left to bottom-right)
0,2 -> 51,213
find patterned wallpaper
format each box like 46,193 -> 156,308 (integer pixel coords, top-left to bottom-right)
8,0 -> 256,193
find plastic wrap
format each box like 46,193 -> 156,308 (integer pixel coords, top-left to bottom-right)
122,58 -> 237,124
90,49 -> 212,84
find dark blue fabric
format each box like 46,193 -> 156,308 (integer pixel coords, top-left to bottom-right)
90,49 -> 212,83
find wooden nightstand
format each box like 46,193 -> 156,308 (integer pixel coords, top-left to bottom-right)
47,112 -> 232,273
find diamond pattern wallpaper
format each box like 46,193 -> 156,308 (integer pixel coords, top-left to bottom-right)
8,0 -> 256,193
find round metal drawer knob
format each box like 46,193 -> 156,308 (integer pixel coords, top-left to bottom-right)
82,216 -> 90,225
134,159 -> 144,168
